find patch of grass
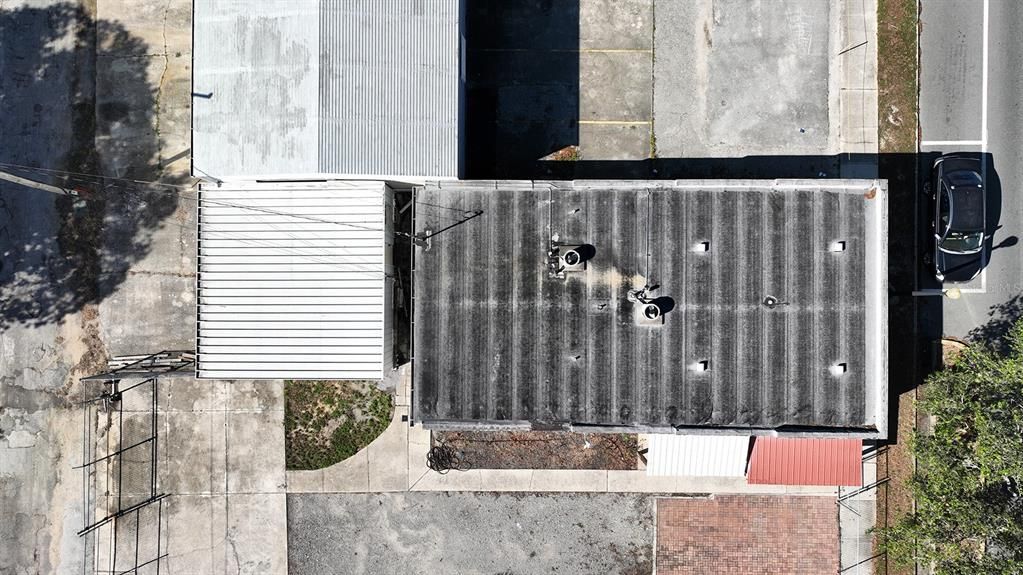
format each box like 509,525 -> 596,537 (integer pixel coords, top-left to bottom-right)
284,380 -> 393,470
878,0 -> 919,153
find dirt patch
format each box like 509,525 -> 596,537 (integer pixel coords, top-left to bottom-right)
284,380 -> 393,470
874,386 -> 918,575
940,337 -> 968,365
874,3 -> 922,574
542,145 -> 580,162
434,431 -> 638,470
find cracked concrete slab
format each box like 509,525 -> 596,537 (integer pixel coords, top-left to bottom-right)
95,378 -> 288,574
288,493 -> 655,575
654,0 -> 838,158
580,0 -> 653,50
580,122 -> 654,160
580,52 -> 653,121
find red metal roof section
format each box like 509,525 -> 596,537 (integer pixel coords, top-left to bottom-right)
747,438 -> 862,486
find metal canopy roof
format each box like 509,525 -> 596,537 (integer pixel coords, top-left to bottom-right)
645,435 -> 751,477
197,181 -> 391,379
192,0 -> 460,179
747,437 -> 863,486
413,179 -> 888,436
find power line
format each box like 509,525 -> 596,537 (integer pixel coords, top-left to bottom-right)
0,162 -> 407,236
0,162 -> 484,251
0,161 -> 196,190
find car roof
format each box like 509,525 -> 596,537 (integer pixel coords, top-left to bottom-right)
946,184 -> 985,231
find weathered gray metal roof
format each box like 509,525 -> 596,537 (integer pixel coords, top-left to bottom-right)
193,0 -> 460,179
413,180 -> 888,437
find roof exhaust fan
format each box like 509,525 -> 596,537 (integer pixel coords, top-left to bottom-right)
547,240 -> 588,278
562,248 -> 583,268
629,285 -> 665,326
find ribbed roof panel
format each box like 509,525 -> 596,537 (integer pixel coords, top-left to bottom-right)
319,0 -> 460,177
747,437 -> 863,486
645,435 -> 751,477
197,181 -> 389,379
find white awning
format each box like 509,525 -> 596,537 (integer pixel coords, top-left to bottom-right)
644,435 -> 751,477
197,181 -> 392,379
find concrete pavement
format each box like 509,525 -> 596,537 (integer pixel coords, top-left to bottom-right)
288,492 -> 656,575
653,0 -> 876,159
654,0 -> 837,158
920,0 -> 1023,341
88,378 -> 288,574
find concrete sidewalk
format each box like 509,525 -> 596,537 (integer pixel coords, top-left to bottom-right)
839,0 -> 879,155
285,368 -> 838,497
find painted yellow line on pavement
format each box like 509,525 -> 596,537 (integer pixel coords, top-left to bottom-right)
578,120 -> 652,125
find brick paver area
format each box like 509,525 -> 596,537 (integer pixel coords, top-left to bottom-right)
656,495 -> 838,574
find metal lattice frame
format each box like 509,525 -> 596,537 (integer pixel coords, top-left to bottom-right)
80,350 -> 196,383
77,352 -> 193,574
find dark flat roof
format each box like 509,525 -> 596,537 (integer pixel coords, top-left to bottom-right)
413,180 -> 887,436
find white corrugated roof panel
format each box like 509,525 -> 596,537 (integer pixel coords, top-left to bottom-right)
193,0 -> 460,180
645,435 -> 751,477
197,181 -> 390,379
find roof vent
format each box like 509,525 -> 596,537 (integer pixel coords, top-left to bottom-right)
689,360 -> 710,372
762,295 -> 789,309
829,240 -> 846,252
629,286 -> 672,326
693,241 -> 711,252
829,362 -> 848,376
547,241 -> 593,278
562,248 -> 583,268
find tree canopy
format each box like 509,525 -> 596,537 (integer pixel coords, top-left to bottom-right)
881,321 -> 1023,574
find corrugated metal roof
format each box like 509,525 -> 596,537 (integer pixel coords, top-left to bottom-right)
747,437 -> 862,486
197,181 -> 391,379
645,435 -> 750,477
319,0 -> 460,177
193,0 -> 460,179
414,179 -> 888,435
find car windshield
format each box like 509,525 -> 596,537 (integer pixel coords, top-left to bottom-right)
947,169 -> 982,186
940,230 -> 984,253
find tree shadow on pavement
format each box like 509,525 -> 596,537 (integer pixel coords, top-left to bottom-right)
968,294 -> 1023,356
0,3 -> 185,329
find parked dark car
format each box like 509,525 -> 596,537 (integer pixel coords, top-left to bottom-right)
929,155 -> 986,282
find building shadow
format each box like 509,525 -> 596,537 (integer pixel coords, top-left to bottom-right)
464,0 -> 580,179
0,3 -> 184,328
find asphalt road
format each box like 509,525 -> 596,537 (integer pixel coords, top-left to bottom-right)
920,0 -> 1023,344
